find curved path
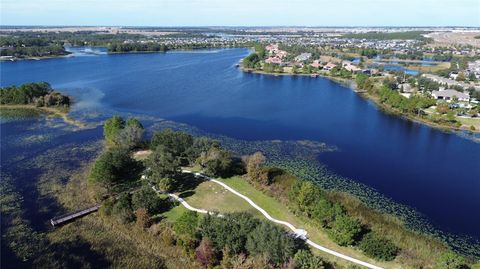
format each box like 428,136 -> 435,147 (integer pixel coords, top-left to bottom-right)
174,170 -> 383,269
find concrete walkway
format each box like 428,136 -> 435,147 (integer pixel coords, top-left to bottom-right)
171,170 -> 384,269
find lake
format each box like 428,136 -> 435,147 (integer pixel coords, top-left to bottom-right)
1,48 -> 479,247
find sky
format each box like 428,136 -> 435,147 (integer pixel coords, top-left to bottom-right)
1,0 -> 479,27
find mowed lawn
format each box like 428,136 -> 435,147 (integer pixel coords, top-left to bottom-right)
182,181 -> 261,217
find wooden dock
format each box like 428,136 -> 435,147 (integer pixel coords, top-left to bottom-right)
50,205 -> 100,227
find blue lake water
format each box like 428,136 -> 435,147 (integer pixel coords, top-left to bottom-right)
1,48 -> 479,243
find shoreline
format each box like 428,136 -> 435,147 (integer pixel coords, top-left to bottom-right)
0,104 -> 86,128
0,53 -> 71,62
240,65 -> 480,134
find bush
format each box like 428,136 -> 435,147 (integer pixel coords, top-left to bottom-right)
89,148 -> 142,193
359,232 -> 398,261
131,185 -> 167,215
327,215 -> 362,246
112,193 -> 135,224
293,250 -> 325,269
436,251 -> 465,269
245,222 -> 296,265
103,116 -> 125,144
174,211 -> 199,239
196,238 -> 216,267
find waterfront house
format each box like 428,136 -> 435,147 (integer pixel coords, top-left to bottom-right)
431,89 -> 470,102
295,53 -> 312,62
323,62 -> 337,71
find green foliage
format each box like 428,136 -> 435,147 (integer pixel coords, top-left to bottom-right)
200,212 -> 260,255
312,199 -> 344,228
436,251 -> 465,269
109,42 -> 168,53
131,185 -> 167,215
359,232 -> 398,261
293,250 -> 325,269
245,222 -> 297,265
147,146 -> 181,191
0,35 -> 69,58
327,215 -> 362,246
174,211 -> 199,239
376,86 -> 436,115
200,146 -> 233,177
151,129 -> 193,164
0,82 -> 70,107
243,53 -> 261,69
112,193 -> 135,224
89,148 -> 142,192
103,116 -> 126,144
186,137 -> 220,164
288,180 -> 327,216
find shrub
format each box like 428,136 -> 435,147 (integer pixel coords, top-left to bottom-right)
359,232 -> 398,261
196,238 -> 216,267
131,185 -> 167,215
436,251 -> 465,269
293,250 -> 325,269
327,215 -> 362,246
134,208 -> 152,228
174,211 -> 199,239
246,222 -> 296,265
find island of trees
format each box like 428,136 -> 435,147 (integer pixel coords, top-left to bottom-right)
0,82 -> 70,109
0,36 -> 70,59
84,115 -> 475,268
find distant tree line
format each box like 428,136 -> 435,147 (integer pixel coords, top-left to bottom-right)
0,82 -> 70,108
0,36 -> 69,58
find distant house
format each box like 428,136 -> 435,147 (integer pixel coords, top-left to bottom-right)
265,56 -> 282,65
431,89 -> 470,102
343,63 -> 361,73
266,44 -> 279,54
399,83 -> 414,93
294,53 -> 312,62
310,60 -> 322,69
323,62 -> 337,71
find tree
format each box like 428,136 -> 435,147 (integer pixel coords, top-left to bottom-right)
89,148 -> 141,193
312,199 -> 344,228
288,180 -> 327,216
246,222 -> 296,265
436,251 -> 465,269
200,213 -> 260,255
200,146 -> 233,177
196,238 -> 216,267
116,124 -> 144,149
293,250 -> 325,269
359,232 -> 398,261
103,116 -> 125,144
244,152 -> 268,185
131,185 -> 165,215
328,215 -> 362,246
186,137 -> 220,164
456,72 -> 465,82
150,129 -> 193,164
147,146 -> 181,191
174,211 -> 199,239
134,208 -> 151,228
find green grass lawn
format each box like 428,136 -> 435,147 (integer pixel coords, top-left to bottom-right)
458,117 -> 480,130
182,181 -> 261,217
